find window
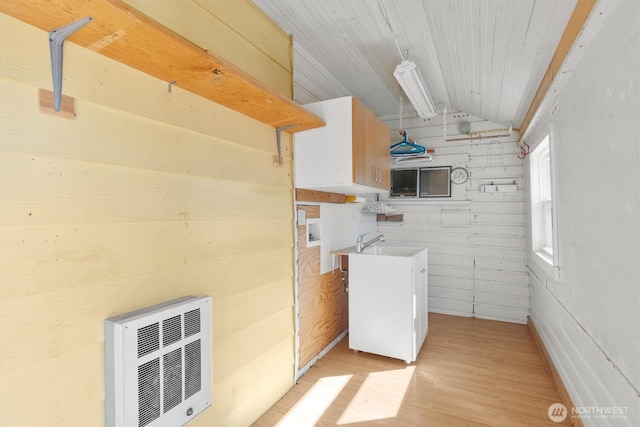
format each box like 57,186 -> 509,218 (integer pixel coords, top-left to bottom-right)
419,167 -> 451,197
390,169 -> 418,197
390,167 -> 451,198
530,135 -> 558,269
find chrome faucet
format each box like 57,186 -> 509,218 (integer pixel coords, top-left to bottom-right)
355,233 -> 385,253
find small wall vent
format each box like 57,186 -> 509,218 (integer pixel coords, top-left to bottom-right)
105,296 -> 212,427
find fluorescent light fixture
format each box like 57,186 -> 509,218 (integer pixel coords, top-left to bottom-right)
393,60 -> 437,118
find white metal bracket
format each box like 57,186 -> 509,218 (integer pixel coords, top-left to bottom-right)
49,17 -> 93,112
275,124 -> 299,165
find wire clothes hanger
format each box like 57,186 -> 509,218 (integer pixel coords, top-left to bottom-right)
390,130 -> 426,156
390,79 -> 428,157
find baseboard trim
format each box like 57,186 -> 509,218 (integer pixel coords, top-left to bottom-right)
528,316 -> 585,427
295,329 -> 348,383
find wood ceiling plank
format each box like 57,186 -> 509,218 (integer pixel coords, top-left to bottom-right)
0,0 -> 324,133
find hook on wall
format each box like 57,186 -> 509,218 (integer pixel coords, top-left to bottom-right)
518,141 -> 530,159
49,17 -> 93,112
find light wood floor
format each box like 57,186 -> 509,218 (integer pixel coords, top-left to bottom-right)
252,313 -> 572,426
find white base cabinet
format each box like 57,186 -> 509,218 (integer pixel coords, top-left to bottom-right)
348,248 -> 428,363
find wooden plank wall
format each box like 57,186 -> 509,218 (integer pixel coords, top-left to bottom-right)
526,0 -> 640,420
121,0 -> 293,98
296,205 -> 348,369
379,116 -> 528,324
0,3 -> 296,426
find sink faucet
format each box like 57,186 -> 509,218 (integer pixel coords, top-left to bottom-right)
355,233 -> 385,253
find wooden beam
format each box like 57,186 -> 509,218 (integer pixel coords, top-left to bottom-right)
519,0 -> 597,139
295,189 -> 346,204
376,214 -> 403,222
0,0 -> 324,133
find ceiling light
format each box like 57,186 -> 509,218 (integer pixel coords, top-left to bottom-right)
393,60 -> 437,118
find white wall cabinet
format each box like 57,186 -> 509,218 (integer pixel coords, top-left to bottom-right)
294,96 -> 390,195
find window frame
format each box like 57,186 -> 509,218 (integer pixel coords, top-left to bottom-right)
528,134 -> 561,280
390,166 -> 452,199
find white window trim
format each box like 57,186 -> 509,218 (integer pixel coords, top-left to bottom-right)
528,134 -> 561,281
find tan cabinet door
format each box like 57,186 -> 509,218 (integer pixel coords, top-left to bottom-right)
352,98 -> 390,190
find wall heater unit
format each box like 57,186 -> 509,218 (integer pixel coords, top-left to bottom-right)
105,296 -> 212,427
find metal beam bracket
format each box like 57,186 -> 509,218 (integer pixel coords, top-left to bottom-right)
275,124 -> 299,165
49,17 -> 93,112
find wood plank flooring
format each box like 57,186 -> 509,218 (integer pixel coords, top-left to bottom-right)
252,313 -> 572,426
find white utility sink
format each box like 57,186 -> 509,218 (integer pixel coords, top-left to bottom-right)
360,245 -> 424,257
348,244 -> 428,363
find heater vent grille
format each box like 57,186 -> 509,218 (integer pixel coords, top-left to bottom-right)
162,315 -> 182,347
163,349 -> 182,413
185,339 -> 201,399
137,323 -> 159,358
184,308 -> 200,337
106,296 -> 212,427
138,359 -> 160,427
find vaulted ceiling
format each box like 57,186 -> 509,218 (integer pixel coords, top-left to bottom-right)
253,0 -> 577,128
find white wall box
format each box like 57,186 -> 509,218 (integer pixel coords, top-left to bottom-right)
294,96 -> 390,195
306,218 -> 322,247
105,296 -> 212,427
